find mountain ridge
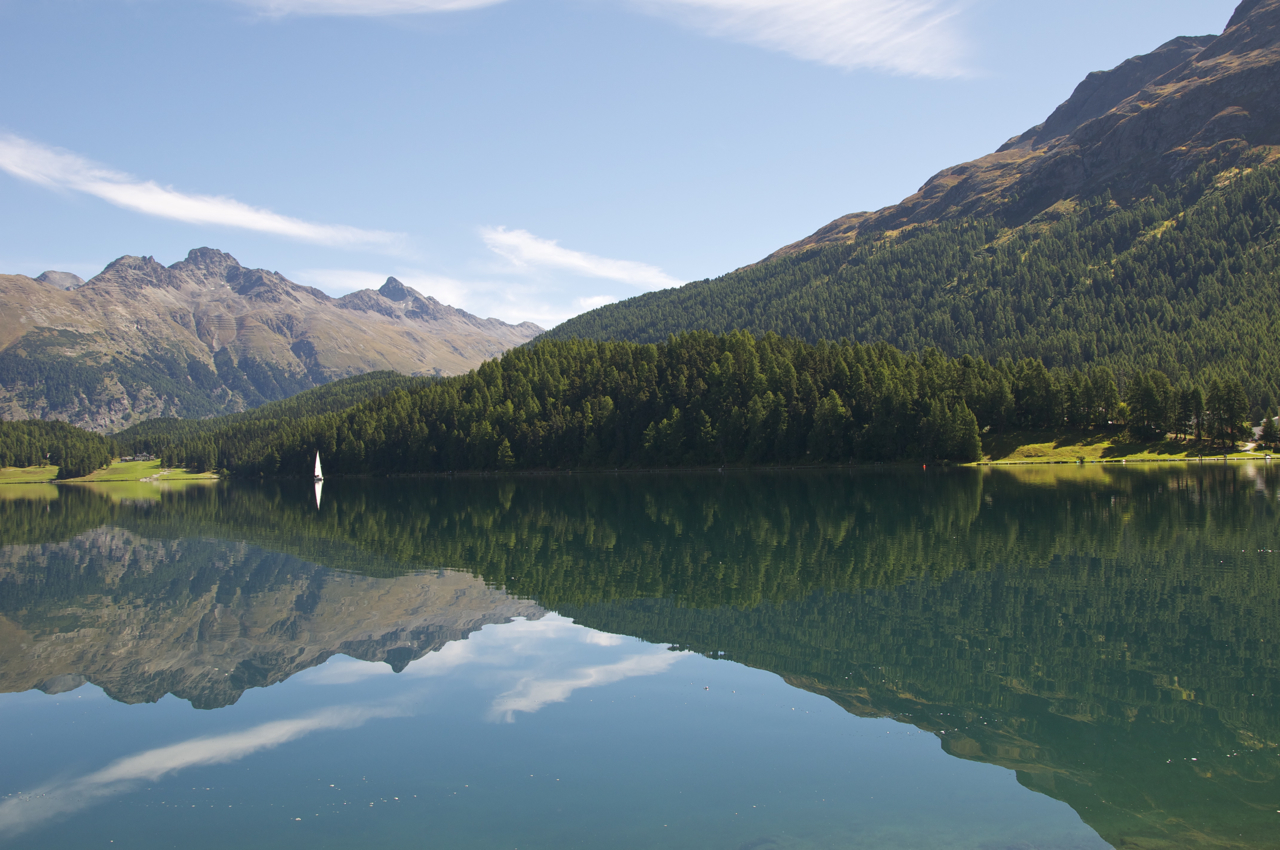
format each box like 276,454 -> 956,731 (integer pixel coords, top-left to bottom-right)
0,526 -> 544,709
771,0 -> 1280,256
0,248 -> 541,431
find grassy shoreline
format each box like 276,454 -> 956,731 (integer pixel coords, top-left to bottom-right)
0,459 -> 219,485
980,427 -> 1269,465
0,433 -> 1271,485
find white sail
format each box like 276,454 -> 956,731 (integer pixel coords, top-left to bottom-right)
314,479 -> 324,510
314,452 -> 323,481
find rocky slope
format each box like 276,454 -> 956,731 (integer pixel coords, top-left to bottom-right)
0,248 -> 542,431
0,528 -> 544,709
774,0 -> 1280,255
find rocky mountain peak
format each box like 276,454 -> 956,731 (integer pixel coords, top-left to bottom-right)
1021,35 -> 1217,146
0,246 -> 544,430
1227,0 -> 1277,30
35,270 -> 85,290
172,247 -> 243,284
379,276 -> 415,302
1201,0 -> 1280,61
92,254 -> 184,290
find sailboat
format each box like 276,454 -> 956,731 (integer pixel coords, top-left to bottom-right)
313,452 -> 324,509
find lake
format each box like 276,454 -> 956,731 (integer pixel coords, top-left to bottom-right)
0,465 -> 1277,849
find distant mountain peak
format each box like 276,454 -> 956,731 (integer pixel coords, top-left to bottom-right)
173,247 -> 242,281
91,254 -> 181,290
1,248 -> 543,431
35,271 -> 84,290
379,276 -> 415,302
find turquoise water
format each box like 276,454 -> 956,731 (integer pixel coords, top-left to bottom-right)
1,465 -> 1277,848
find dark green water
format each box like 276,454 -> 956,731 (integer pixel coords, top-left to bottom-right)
1,465 -> 1278,848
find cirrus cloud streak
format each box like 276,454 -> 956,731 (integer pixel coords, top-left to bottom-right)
229,0 -> 970,77
481,226 -> 682,290
0,133 -> 402,251
634,0 -> 969,77
235,0 -> 503,15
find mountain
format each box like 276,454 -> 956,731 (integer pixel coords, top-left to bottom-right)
0,248 -> 542,432
545,0 -> 1280,408
0,526 -> 544,710
35,271 -> 84,290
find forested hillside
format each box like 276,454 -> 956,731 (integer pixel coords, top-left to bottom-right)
548,158 -> 1280,408
546,0 -> 1280,407
113,371 -> 436,458
156,333 -> 1253,476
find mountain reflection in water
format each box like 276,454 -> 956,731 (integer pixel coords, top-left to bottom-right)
0,465 -> 1277,849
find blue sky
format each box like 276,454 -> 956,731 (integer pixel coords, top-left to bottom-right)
0,0 -> 1240,327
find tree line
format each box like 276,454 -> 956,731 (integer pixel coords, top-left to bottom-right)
0,337 -> 1262,479
152,332 -> 1255,477
1122,369 -> 1254,443
113,370 -> 436,460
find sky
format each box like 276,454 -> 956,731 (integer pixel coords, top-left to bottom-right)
0,0 -> 1241,328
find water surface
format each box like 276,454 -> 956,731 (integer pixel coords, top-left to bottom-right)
1,465 -> 1277,848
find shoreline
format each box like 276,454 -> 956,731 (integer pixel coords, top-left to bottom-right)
1,442 -> 1271,486
0,463 -> 221,486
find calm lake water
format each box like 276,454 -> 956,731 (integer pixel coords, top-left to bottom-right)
1,465 -> 1278,849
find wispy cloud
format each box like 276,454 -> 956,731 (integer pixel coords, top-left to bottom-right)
0,133 -> 402,250
293,234 -> 656,328
292,267 -> 562,326
231,0 -> 969,76
0,705 -> 400,838
235,0 -> 504,14
490,653 -> 681,722
632,0 -> 969,77
481,226 -> 682,290
576,294 -> 619,312
293,268 -> 393,297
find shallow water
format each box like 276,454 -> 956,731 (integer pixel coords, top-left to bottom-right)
1,465 -> 1277,849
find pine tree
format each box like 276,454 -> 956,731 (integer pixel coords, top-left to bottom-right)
1259,410 -> 1278,447
497,438 -> 515,470
949,402 -> 983,463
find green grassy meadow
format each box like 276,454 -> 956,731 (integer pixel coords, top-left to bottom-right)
981,428 -> 1270,465
0,466 -> 57,484
0,459 -> 219,485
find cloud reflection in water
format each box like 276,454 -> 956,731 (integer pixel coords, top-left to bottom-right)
0,615 -> 683,837
0,705 -> 403,838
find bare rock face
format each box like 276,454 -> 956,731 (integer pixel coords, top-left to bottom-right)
0,529 -> 545,709
336,277 -> 543,341
775,0 -> 1280,256
0,249 -> 543,431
